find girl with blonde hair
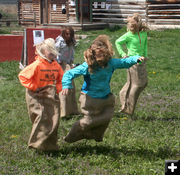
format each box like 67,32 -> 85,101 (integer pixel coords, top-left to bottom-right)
61,35 -> 145,143
19,38 -> 64,151
115,13 -> 148,115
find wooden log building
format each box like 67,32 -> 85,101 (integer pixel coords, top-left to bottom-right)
18,0 -> 180,29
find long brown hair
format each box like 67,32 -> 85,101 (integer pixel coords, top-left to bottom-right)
127,13 -> 148,33
61,26 -> 76,46
84,35 -> 114,73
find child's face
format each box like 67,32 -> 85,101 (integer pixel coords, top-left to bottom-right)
95,51 -> 107,68
64,29 -> 71,40
43,49 -> 56,61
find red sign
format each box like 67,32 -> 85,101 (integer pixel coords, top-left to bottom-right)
26,28 -> 61,64
0,28 -> 61,63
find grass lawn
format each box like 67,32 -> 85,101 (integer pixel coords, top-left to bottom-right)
0,27 -> 180,175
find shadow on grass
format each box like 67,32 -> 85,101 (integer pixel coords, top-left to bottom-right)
60,114 -> 83,121
40,143 -> 177,161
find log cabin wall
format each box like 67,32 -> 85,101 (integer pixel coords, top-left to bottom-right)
68,0 -> 77,23
49,0 -> 67,23
18,0 -> 69,26
147,0 -> 180,27
19,0 -> 40,26
92,0 -> 180,28
92,0 -> 147,25
18,0 -> 180,28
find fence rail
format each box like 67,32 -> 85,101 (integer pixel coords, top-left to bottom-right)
0,19 -> 18,27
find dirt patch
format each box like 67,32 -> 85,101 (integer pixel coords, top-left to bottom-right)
0,76 -> 5,80
138,92 -> 180,116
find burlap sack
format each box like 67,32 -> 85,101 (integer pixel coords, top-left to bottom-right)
26,85 -> 60,151
64,93 -> 115,143
59,62 -> 79,117
119,62 -> 148,115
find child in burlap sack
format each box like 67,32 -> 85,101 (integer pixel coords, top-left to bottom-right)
55,26 -> 79,118
61,35 -> 145,143
115,13 -> 148,115
18,38 -> 64,151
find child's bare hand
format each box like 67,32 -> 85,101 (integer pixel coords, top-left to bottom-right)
61,89 -> 70,95
137,57 -> 147,63
123,55 -> 128,59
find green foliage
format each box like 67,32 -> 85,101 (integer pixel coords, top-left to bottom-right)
0,28 -> 180,175
0,25 -> 24,34
0,10 -> 23,34
0,10 -> 15,18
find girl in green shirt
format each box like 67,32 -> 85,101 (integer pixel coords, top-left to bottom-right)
115,13 -> 148,115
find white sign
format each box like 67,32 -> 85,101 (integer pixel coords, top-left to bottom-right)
101,2 -> 105,8
53,4 -> 56,11
62,4 -> 65,10
70,0 -> 75,6
106,3 -> 112,10
93,2 -> 98,8
33,30 -> 44,45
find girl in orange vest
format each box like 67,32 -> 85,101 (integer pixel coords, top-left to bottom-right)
18,38 -> 64,151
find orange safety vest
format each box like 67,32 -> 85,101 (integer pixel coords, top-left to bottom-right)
18,56 -> 64,93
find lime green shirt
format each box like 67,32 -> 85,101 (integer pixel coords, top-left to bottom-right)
115,31 -> 147,57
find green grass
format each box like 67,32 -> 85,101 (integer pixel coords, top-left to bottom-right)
0,27 -> 180,175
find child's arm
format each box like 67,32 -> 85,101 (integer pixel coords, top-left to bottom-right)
69,46 -> 75,65
55,36 -> 63,50
18,62 -> 38,91
61,88 -> 70,95
56,65 -> 64,94
144,33 -> 148,58
115,33 -> 129,57
111,55 -> 145,70
61,62 -> 88,94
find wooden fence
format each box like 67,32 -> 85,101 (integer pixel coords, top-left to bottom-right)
0,15 -> 18,27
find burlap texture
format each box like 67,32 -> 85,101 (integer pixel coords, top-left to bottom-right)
26,85 -> 60,151
64,93 -> 115,143
119,63 -> 148,115
59,62 -> 79,117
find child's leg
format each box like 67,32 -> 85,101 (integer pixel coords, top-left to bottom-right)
83,104 -> 114,142
66,80 -> 79,115
125,85 -> 145,115
26,85 -> 60,151
122,64 -> 148,115
59,63 -> 79,117
59,92 -> 68,117
119,69 -> 131,111
64,93 -> 115,143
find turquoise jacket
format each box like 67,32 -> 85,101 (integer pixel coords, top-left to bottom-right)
62,55 -> 140,98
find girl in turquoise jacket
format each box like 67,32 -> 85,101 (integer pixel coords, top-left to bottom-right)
61,35 -> 145,143
115,13 -> 148,115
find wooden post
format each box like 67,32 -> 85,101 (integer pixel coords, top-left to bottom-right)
45,0 -> 48,24
145,0 -> 148,25
24,28 -> 28,66
80,0 -> 83,29
34,12 -> 36,27
19,28 -> 27,69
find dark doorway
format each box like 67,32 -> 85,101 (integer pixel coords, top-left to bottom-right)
78,0 -> 90,22
40,0 -> 49,24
